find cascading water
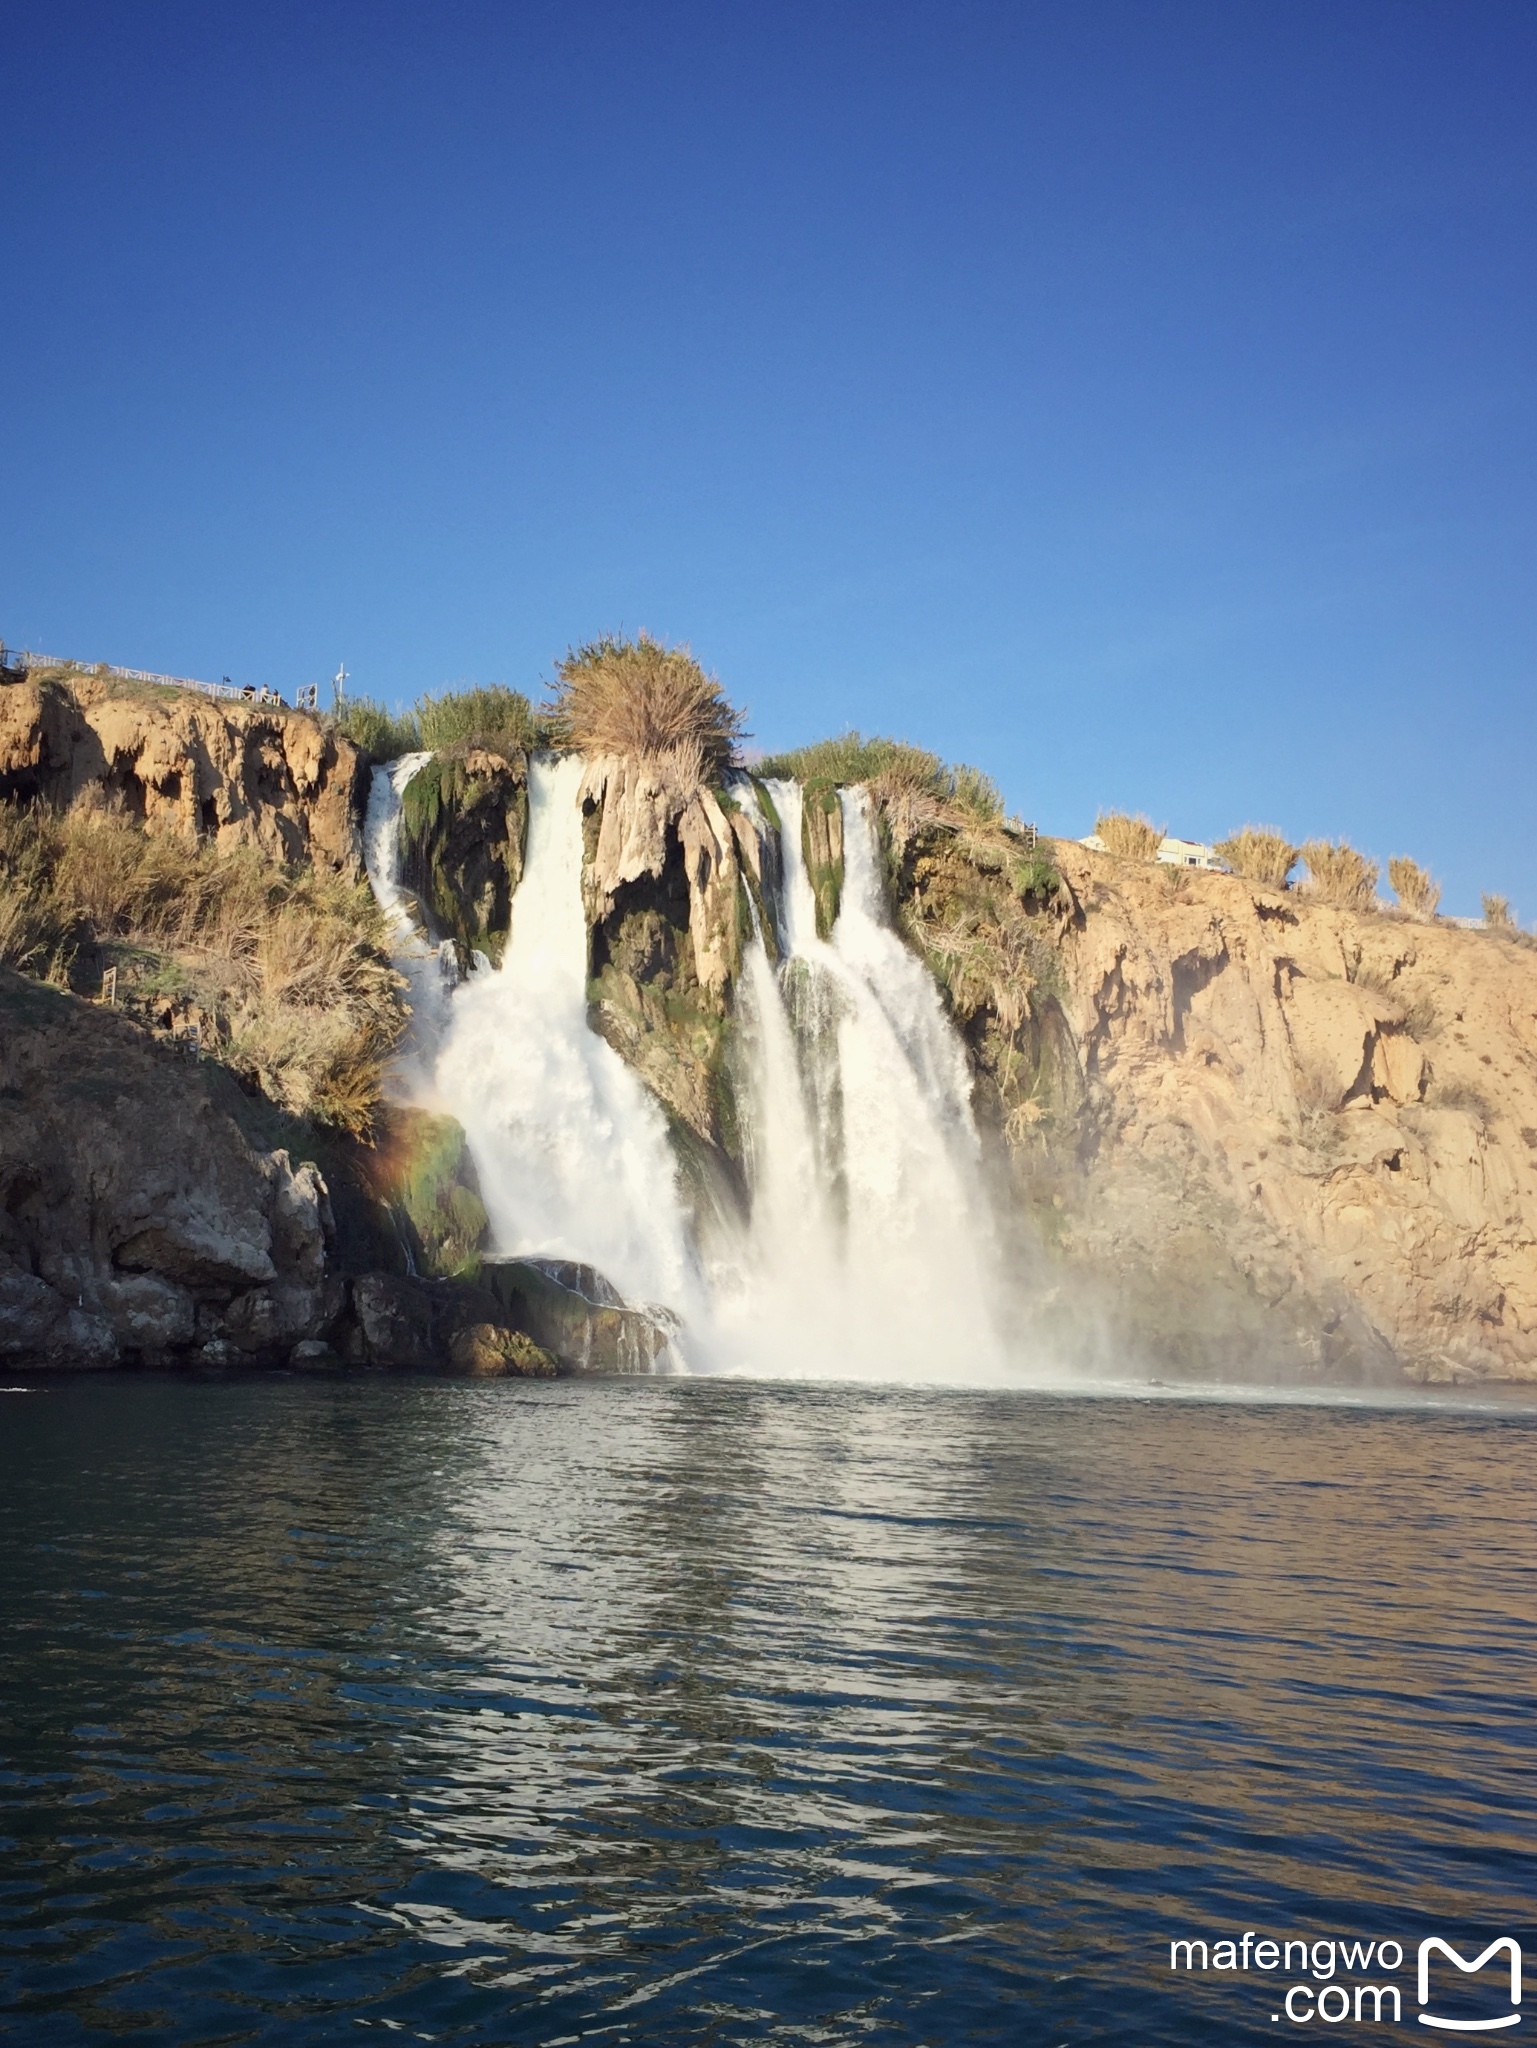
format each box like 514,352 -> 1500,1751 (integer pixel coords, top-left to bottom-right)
431,754 -> 699,1319
362,754 -> 460,1096
714,781 -> 1006,1377
366,752 -> 1009,1379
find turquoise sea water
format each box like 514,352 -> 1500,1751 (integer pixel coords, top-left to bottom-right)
1,1375 -> 1534,2044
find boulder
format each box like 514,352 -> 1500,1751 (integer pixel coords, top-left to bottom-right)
477,1257 -> 678,1375
447,1322 -> 558,1378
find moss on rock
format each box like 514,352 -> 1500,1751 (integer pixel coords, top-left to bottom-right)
885,811 -> 1084,1163
800,783 -> 844,939
366,1106 -> 489,1279
399,748 -> 528,970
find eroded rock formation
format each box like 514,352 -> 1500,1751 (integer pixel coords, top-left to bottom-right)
578,753 -> 756,1167
0,668 -> 365,870
895,815 -> 1537,1382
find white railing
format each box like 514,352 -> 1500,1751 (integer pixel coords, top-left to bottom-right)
0,645 -> 316,711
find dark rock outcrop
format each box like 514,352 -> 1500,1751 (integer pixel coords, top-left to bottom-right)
0,969 -> 341,1368
478,1257 -> 679,1374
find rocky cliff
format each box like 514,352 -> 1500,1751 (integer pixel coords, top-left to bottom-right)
0,667 -> 365,871
6,673 -> 1536,1385
398,747 -> 528,968
0,967 -> 341,1368
578,753 -> 760,1211
893,815 -> 1537,1382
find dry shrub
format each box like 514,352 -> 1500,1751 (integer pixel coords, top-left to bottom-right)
1214,826 -> 1298,888
1095,811 -> 1163,861
1482,893 -> 1514,930
1301,839 -> 1379,912
0,805 -> 72,972
919,907 -> 1038,1034
1387,856 -> 1441,920
0,800 -> 403,1131
548,634 -> 745,775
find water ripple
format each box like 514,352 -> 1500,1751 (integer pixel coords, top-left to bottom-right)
1,1377 -> 1534,2043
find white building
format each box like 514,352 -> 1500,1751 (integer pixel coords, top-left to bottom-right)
1080,832 -> 1225,870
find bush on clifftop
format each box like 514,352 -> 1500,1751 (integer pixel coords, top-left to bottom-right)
1301,839 -> 1379,913
1095,811 -> 1163,860
756,732 -> 1004,825
418,686 -> 550,756
334,697 -> 422,760
1388,856 -> 1441,920
1214,826 -> 1299,888
547,634 -> 746,776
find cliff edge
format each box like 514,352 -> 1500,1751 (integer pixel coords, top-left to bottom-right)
0,667 -> 365,871
897,816 -> 1537,1382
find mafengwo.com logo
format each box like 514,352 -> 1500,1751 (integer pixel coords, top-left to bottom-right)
1166,1931 -> 1523,2029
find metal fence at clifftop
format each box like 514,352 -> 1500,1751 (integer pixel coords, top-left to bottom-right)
0,644 -> 317,711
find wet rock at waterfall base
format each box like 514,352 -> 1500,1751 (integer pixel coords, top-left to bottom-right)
478,1257 -> 680,1376
448,1322 -> 558,1379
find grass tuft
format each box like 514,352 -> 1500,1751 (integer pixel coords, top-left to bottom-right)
1387,856 -> 1441,920
333,698 -> 422,760
1095,812 -> 1163,861
1301,839 -> 1379,913
757,733 -> 948,792
1214,826 -> 1298,888
418,685 -> 550,756
1482,893 -> 1515,930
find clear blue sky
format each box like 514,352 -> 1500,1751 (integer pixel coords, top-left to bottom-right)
4,1 -> 1533,913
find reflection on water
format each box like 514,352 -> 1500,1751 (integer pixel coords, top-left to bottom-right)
1,1377 -> 1535,2044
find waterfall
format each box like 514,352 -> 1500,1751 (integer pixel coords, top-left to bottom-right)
431,754 -> 699,1319
362,754 -> 460,1095
366,751 -> 1008,1379
713,781 -> 1005,1378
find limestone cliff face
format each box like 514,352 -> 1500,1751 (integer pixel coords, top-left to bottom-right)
0,669 -> 364,870
896,818 -> 1537,1382
578,754 -> 757,1179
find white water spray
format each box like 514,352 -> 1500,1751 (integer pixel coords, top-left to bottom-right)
366,754 -> 1008,1378
714,782 -> 1005,1377
432,754 -> 698,1316
363,754 -> 460,1095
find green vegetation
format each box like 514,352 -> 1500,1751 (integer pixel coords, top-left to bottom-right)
755,732 -> 1002,821
548,634 -> 745,776
333,697 -> 422,760
801,784 -> 844,939
398,752 -> 527,969
383,1110 -> 489,1277
0,798 -> 403,1132
1214,826 -> 1299,888
418,684 -> 549,755
1388,855 -> 1441,920
1301,839 -> 1379,913
334,683 -> 554,764
1095,811 -> 1163,861
757,732 -> 948,791
950,763 -> 1004,825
